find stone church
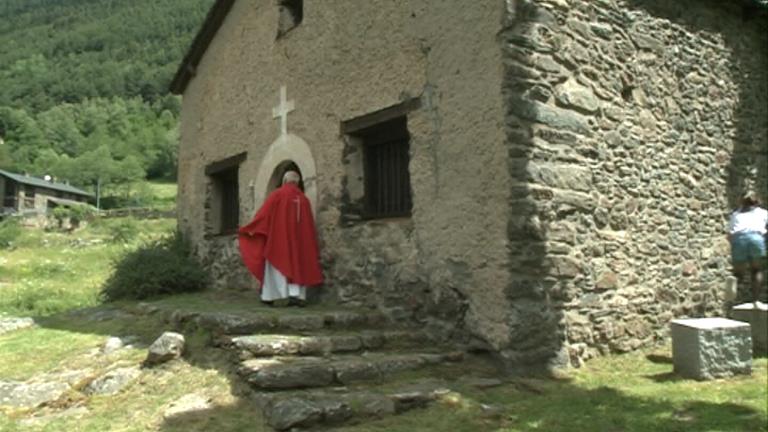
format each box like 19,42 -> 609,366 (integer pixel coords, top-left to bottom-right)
171,0 -> 767,369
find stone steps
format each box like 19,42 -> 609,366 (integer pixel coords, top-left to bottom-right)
238,351 -> 464,390
139,304 -> 387,335
131,296 -> 502,431
217,330 -> 431,359
256,379 -> 453,431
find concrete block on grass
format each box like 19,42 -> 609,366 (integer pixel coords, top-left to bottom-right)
671,318 -> 751,380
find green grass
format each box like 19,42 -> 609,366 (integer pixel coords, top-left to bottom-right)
3,312 -> 764,432
98,180 -> 177,211
0,217 -> 176,317
0,310 -> 265,432
338,347 -> 768,432
143,290 -> 367,317
334,349 -> 768,432
142,181 -> 177,210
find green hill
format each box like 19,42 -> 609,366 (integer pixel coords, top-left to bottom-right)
0,0 -> 214,186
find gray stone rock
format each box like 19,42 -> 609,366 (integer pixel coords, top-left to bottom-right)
84,367 -> 140,396
589,22 -> 613,38
196,313 -> 274,334
0,380 -> 69,408
671,318 -> 752,380
230,334 -> 367,357
314,399 -> 353,425
556,80 -> 600,113
231,335 -> 305,356
102,337 -> 125,354
277,315 -> 326,331
248,361 -> 335,389
0,316 -> 35,335
510,98 -> 592,135
333,360 -> 381,384
731,302 -> 767,354
329,335 -> 363,352
375,355 -> 426,374
630,31 -> 664,53
324,311 -> 368,326
347,393 -> 396,417
298,336 -> 332,355
163,393 -> 213,419
145,332 -> 185,366
390,390 -> 434,413
527,162 -> 593,192
266,398 -> 323,431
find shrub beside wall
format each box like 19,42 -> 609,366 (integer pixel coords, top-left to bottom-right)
102,232 -> 210,301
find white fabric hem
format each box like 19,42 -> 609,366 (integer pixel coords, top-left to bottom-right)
261,260 -> 306,301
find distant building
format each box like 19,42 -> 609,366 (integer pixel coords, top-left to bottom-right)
0,169 -> 92,218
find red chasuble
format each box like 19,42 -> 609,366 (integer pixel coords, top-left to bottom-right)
238,183 -> 323,287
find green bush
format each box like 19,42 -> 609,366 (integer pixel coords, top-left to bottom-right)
88,216 -> 136,241
0,217 -> 22,249
101,232 -> 209,301
50,204 -> 95,230
104,217 -> 140,243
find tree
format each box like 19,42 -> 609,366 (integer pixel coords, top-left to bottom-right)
0,0 -> 213,204
0,142 -> 13,170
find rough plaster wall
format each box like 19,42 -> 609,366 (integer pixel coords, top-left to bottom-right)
177,0 -> 513,350
503,0 -> 768,368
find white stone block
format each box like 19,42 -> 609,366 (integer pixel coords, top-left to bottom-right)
731,302 -> 768,355
671,318 -> 752,380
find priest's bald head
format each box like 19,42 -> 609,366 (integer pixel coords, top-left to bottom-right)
282,170 -> 301,185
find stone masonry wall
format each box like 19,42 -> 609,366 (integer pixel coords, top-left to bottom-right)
503,0 -> 767,367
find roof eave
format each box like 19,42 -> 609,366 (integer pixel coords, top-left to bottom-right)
170,0 -> 238,95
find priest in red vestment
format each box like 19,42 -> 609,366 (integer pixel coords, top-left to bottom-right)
238,171 -> 323,305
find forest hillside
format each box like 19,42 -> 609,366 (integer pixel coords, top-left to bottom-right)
0,0 -> 214,191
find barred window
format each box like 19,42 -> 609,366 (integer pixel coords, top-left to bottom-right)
357,116 -> 412,219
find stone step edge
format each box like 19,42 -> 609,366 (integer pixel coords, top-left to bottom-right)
240,351 -> 465,390
216,330 -> 432,358
259,381 -> 453,431
136,305 -> 390,334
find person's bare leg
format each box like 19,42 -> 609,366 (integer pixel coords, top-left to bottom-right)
750,260 -> 764,303
732,262 -> 749,303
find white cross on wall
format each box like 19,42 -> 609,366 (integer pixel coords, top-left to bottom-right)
272,85 -> 295,136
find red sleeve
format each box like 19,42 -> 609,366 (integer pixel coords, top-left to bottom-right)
237,191 -> 281,284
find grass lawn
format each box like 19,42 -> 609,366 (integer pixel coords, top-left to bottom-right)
0,217 -> 175,316
0,218 -> 766,431
142,181 -> 177,210
330,348 -> 767,432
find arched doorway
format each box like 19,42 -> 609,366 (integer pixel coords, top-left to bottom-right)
251,133 -> 317,216
267,160 -> 305,193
